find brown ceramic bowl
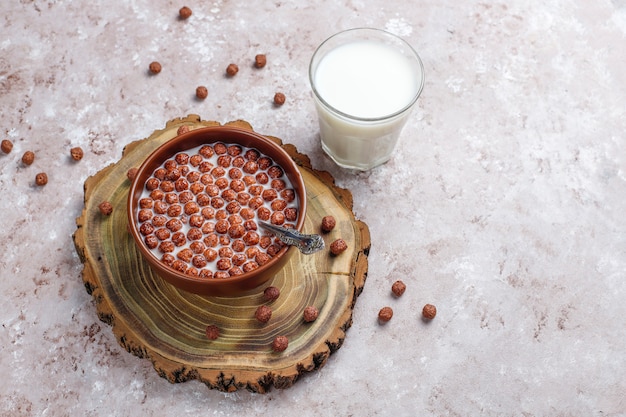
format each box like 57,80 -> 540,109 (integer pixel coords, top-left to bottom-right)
127,126 -> 307,296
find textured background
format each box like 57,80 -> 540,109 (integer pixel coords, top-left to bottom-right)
1,0 -> 625,416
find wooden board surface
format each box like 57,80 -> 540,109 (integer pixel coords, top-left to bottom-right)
73,116 -> 370,393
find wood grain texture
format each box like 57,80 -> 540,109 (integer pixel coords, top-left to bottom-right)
73,116 -> 370,393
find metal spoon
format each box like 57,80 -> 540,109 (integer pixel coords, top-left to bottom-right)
258,221 -> 325,255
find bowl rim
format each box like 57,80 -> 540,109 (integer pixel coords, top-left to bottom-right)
126,125 -> 307,290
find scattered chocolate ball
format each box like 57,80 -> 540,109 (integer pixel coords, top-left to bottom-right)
422,304 -> 437,320
303,306 -> 319,323
70,146 -> 84,161
226,63 -> 239,76
205,324 -> 219,340
273,92 -> 286,106
263,286 -> 280,302
35,172 -> 48,186
21,151 -> 34,166
254,54 -> 267,68
177,125 -> 190,135
391,280 -> 406,297
321,215 -> 336,233
126,167 -> 138,181
196,86 -> 208,99
98,201 -> 113,216
148,61 -> 162,74
378,306 -> 393,323
179,6 -> 192,19
1,139 -> 13,154
272,335 -> 288,352
255,305 -> 272,323
330,238 -> 347,256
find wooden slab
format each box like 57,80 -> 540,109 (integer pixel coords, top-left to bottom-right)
73,116 -> 370,393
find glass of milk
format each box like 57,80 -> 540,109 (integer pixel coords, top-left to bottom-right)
309,28 -> 425,170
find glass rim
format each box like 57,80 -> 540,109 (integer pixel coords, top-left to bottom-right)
309,27 -> 425,122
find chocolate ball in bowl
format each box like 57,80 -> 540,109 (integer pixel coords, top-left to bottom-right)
127,126 -> 307,296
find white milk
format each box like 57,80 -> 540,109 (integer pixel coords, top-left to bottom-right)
314,41 -> 418,119
310,30 -> 424,170
136,143 -> 300,274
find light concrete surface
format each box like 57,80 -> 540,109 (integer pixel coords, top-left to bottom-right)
1,1 -> 625,416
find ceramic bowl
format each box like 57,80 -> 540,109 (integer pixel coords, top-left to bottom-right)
127,125 -> 307,296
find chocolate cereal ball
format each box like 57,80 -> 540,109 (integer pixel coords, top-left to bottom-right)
35,172 -> 48,186
226,63 -> 239,76
254,54 -> 267,68
378,306 -> 393,323
391,280 -> 406,297
126,167 -> 138,181
205,324 -> 219,340
70,146 -> 84,161
303,306 -> 319,323
321,215 -> 336,233
330,238 -> 347,256
98,201 -> 113,216
179,6 -> 192,19
422,304 -> 437,320
196,86 -> 208,100
177,125 -> 190,135
255,305 -> 272,323
1,139 -> 13,154
148,61 -> 162,74
263,286 -> 280,302
272,335 -> 288,352
273,92 -> 286,106
21,151 -> 35,165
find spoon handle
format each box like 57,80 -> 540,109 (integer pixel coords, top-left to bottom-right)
258,221 -> 325,255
